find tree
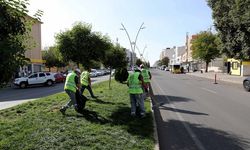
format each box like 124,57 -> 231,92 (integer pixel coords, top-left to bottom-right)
161,57 -> 169,66
0,0 -> 30,86
155,60 -> 162,67
56,22 -> 110,68
191,31 -> 220,72
207,0 -> 250,60
136,59 -> 143,67
42,46 -> 66,71
102,44 -> 127,88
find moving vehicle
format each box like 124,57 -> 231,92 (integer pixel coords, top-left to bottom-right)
243,77 -> 250,92
14,72 -> 55,88
171,64 -> 181,74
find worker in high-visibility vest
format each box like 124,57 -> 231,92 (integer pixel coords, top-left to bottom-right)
80,67 -> 97,99
60,68 -> 81,115
127,68 -> 145,117
140,64 -> 152,98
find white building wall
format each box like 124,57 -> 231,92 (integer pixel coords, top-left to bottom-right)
242,65 -> 250,76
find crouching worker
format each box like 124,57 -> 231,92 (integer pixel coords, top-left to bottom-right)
60,68 -> 81,115
127,68 -> 145,117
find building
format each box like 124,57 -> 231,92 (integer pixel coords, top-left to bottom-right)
18,16 -> 43,76
160,47 -> 175,66
227,58 -> 250,76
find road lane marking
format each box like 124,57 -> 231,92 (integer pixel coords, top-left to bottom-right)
153,80 -> 206,150
201,87 -> 217,94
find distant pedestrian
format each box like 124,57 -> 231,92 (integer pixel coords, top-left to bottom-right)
60,68 -> 81,115
80,67 -> 97,99
180,66 -> 184,74
127,68 -> 145,117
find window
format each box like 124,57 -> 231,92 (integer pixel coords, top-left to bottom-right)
232,62 -> 239,70
29,73 -> 38,78
39,73 -> 45,77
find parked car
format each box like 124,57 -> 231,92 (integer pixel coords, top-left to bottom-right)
96,70 -> 103,76
90,69 -> 98,77
54,73 -> 66,83
243,77 -> 250,92
14,72 -> 55,88
164,67 -> 169,71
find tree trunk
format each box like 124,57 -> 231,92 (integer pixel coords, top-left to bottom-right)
109,67 -> 112,90
205,62 -> 209,72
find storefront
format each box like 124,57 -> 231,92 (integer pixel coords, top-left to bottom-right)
227,58 -> 250,76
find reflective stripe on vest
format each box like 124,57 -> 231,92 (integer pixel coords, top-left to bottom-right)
128,72 -> 143,94
64,72 -> 77,92
81,71 -> 89,86
141,69 -> 150,83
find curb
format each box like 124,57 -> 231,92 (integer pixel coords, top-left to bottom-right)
0,98 -> 38,110
150,97 -> 160,150
186,73 -> 243,84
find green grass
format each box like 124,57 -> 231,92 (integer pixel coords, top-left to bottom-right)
0,80 -> 155,150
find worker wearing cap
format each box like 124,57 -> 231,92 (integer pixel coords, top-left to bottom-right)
127,67 -> 145,117
60,68 -> 81,115
80,67 -> 97,99
140,64 -> 152,98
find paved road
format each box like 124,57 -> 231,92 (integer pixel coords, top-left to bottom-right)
151,69 -> 250,150
0,75 -> 110,110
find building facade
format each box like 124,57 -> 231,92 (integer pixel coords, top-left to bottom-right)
18,17 -> 43,76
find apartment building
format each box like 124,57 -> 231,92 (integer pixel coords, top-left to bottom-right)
18,16 -> 43,76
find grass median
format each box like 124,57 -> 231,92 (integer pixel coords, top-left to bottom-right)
0,80 -> 155,150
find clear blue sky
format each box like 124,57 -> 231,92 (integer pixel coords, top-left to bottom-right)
28,0 -> 213,65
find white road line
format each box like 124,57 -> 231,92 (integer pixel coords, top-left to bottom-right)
153,80 -> 206,150
201,87 -> 217,94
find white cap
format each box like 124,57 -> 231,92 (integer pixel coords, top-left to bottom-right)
75,68 -> 81,74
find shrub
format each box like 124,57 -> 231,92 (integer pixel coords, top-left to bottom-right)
114,68 -> 128,83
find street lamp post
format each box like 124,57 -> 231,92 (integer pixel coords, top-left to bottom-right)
120,23 -> 145,69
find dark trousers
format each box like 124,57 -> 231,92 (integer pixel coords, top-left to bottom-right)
81,85 -> 95,98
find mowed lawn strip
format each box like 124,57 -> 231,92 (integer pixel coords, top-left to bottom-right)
0,80 -> 154,150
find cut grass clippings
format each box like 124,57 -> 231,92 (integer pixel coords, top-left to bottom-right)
0,80 -> 155,150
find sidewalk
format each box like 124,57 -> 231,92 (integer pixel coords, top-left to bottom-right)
186,71 -> 248,84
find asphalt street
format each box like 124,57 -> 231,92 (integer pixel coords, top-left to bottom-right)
151,69 -> 250,150
0,75 -> 110,110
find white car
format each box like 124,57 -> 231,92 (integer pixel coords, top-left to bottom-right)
14,72 -> 55,88
90,69 -> 98,77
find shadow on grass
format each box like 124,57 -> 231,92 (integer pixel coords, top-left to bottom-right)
91,98 -> 116,105
109,106 -> 154,139
153,104 -> 250,150
66,109 -> 110,125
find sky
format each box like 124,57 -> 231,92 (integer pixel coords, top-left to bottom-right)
27,0 -> 213,65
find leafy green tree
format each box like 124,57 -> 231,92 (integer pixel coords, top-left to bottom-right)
136,59 -> 143,67
42,46 -> 66,71
56,22 -> 110,68
191,31 -> 220,72
161,57 -> 169,66
155,60 -> 162,67
207,0 -> 250,60
0,0 -> 30,86
102,44 -> 127,88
